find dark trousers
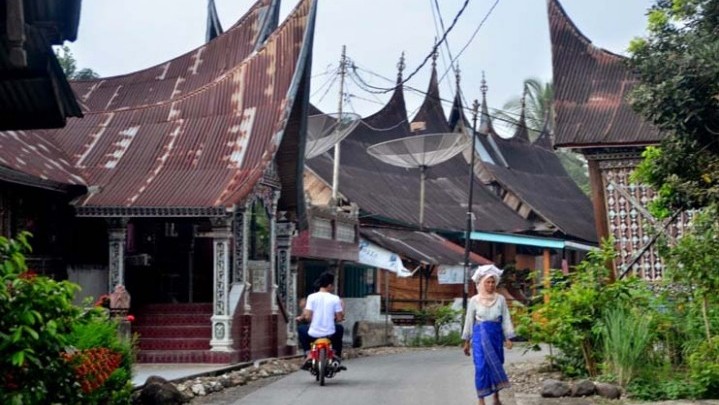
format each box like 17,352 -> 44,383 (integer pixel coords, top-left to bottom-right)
297,323 -> 344,358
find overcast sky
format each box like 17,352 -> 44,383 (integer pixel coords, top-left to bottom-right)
68,0 -> 652,136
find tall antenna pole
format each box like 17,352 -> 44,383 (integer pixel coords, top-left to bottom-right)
463,99 -> 480,316
331,45 -> 347,205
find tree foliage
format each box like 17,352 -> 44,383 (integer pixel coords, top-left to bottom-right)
517,240 -> 654,378
0,233 -> 134,404
54,45 -> 100,80
629,0 -> 719,216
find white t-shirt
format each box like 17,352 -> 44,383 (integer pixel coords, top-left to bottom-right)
306,291 -> 343,337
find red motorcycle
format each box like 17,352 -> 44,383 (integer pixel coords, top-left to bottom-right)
306,337 -> 345,386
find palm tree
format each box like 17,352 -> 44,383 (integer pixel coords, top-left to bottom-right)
494,78 -> 590,195
494,77 -> 553,142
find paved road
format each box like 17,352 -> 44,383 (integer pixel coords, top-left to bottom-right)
232,346 -> 548,405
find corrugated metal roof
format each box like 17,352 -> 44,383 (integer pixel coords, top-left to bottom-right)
361,227 -> 491,266
32,0 -> 316,210
454,87 -> 597,243
549,0 -> 661,148
0,129 -> 85,187
70,0 -> 273,113
306,72 -> 532,234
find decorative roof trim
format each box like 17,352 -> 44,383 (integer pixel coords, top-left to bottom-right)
75,206 -> 230,218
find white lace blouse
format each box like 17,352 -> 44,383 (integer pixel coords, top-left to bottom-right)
461,294 -> 515,341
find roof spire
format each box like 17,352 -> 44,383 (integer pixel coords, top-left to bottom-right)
396,52 -> 406,84
455,63 -> 461,90
480,71 -> 488,97
512,83 -> 531,142
533,110 -> 554,150
206,0 -> 224,43
479,72 -> 492,135
448,64 -> 467,131
432,39 -> 439,68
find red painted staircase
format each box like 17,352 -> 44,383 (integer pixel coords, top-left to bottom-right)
133,303 -> 239,363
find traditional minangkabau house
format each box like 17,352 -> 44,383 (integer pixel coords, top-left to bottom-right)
304,56 -> 534,314
449,73 -> 597,282
0,0 -> 317,363
548,0 -> 690,280
0,0 -> 85,277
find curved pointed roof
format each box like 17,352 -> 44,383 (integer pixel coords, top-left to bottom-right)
533,115 -> 554,150
448,88 -> 469,132
509,90 -> 531,143
410,63 -> 450,134
70,0 -> 274,113
206,0 -> 224,42
37,0 -> 317,211
549,0 -> 660,147
467,82 -> 596,242
305,66 -> 532,233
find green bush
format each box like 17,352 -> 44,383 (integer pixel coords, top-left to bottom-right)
628,374 -> 702,401
67,312 -> 135,403
412,303 -> 461,344
0,233 -> 83,404
602,308 -> 655,386
0,233 -> 134,404
687,336 -> 719,398
516,239 -> 655,377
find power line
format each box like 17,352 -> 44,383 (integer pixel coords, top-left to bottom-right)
362,0 -> 472,93
439,0 -> 501,84
348,64 -> 547,131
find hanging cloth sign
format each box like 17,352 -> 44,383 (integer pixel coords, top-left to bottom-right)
437,265 -> 465,284
358,239 -> 412,277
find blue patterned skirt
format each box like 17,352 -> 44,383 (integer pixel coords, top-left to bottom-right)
472,319 -> 510,397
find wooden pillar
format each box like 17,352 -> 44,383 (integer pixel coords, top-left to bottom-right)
543,248 -> 551,304
588,157 -> 616,281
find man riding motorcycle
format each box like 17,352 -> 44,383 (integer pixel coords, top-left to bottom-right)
296,272 -> 345,370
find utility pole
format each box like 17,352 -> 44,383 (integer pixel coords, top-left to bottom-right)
462,99 -> 480,315
331,45 -> 347,205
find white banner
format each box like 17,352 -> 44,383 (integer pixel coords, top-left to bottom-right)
437,265 -> 465,284
358,239 -> 412,277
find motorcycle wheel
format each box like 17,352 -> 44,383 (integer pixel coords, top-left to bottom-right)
318,347 -> 327,386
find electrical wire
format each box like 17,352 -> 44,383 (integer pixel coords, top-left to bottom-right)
439,0 -> 501,84
353,0 -> 471,94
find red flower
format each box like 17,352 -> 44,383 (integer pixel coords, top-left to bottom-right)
18,271 -> 37,280
126,314 -> 135,322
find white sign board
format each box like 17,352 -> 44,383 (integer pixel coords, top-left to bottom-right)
358,239 -> 412,277
437,265 -> 465,284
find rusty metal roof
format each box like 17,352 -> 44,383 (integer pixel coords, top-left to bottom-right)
549,0 -> 661,148
0,129 -> 85,189
29,0 -> 316,212
70,0 -> 274,113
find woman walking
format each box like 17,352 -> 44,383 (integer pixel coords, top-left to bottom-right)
462,265 -> 515,405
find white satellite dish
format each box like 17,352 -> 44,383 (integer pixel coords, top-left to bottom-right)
305,112 -> 361,159
367,132 -> 471,228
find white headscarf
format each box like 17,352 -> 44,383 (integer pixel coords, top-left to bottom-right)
471,264 -> 503,306
471,264 -> 503,284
